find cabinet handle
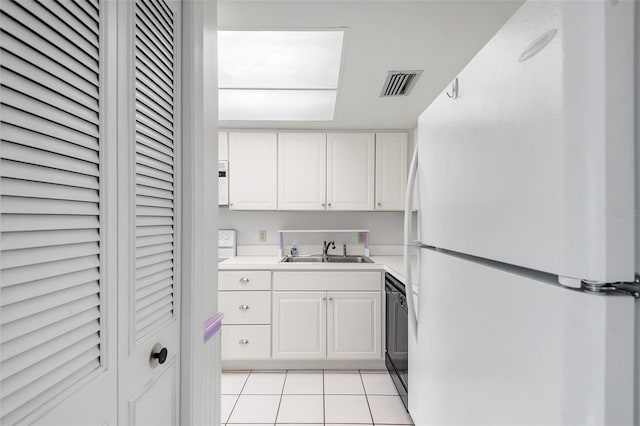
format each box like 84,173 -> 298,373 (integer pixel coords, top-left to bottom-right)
238,339 -> 249,344
322,297 -> 326,301
377,202 -> 381,206
239,277 -> 250,284
238,304 -> 250,310
328,203 -> 332,207
321,203 -> 325,207
328,297 -> 334,301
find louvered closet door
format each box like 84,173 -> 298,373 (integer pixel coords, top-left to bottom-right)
0,0 -> 117,425
118,1 -> 181,424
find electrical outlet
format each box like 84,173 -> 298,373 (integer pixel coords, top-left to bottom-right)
259,230 -> 267,242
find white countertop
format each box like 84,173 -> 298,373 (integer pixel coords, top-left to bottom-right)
219,254 -> 416,285
219,256 -> 282,266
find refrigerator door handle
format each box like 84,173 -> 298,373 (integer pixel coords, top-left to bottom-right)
404,143 -> 419,337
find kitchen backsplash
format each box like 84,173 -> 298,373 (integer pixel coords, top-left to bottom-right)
218,209 -> 403,249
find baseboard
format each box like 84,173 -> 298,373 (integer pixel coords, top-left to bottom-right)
222,359 -> 386,371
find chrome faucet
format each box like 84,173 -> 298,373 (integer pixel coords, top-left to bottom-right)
322,240 -> 336,256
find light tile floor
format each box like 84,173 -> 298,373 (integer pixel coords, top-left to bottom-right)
221,370 -> 414,426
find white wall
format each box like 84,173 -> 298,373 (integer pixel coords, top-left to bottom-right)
219,208 -> 403,248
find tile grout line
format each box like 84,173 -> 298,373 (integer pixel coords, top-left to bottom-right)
359,369 -> 375,425
274,370 -> 288,424
322,369 -> 326,426
222,370 -> 250,425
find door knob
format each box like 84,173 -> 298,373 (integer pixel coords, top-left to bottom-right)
239,339 -> 249,344
151,346 -> 168,365
239,277 -> 250,284
239,304 -> 250,310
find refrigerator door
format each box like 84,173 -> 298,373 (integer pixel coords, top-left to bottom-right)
415,247 -> 636,426
418,0 -> 635,283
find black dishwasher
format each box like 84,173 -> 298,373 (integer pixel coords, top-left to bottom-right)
385,272 -> 409,411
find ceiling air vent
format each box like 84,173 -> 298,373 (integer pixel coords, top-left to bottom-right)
380,70 -> 423,97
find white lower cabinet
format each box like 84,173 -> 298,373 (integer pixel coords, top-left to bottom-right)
221,325 -> 271,360
272,292 -> 326,359
220,270 -> 272,360
219,291 -> 271,324
220,269 -> 383,364
327,291 -> 381,359
272,289 -> 382,360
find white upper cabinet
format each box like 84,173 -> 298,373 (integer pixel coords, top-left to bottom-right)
226,130 -> 408,212
327,133 -> 375,211
375,133 -> 408,211
278,133 -> 326,210
218,131 -> 229,161
228,132 -> 278,210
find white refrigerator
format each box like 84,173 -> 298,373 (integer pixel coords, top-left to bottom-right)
404,1 -> 639,425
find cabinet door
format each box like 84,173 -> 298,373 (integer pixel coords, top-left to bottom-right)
228,132 -> 277,210
327,133 -> 375,210
278,133 -> 326,210
272,292 -> 326,359
375,133 -> 408,210
327,292 -> 381,359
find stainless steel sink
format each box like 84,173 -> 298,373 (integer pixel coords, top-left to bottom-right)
325,256 -> 373,263
280,256 -> 325,263
280,255 -> 373,264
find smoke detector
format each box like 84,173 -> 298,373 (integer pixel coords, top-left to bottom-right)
380,70 -> 423,97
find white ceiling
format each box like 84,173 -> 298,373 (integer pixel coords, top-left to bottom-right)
218,0 -> 523,130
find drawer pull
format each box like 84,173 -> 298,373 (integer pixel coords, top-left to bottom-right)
238,304 -> 250,310
238,339 -> 249,344
239,277 -> 250,284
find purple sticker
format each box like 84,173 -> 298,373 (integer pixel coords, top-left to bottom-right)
204,312 -> 224,342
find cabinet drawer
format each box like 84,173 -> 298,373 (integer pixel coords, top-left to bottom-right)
273,271 -> 382,291
219,291 -> 271,324
219,271 -> 271,290
221,325 -> 271,360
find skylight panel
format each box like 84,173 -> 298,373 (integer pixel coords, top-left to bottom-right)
218,30 -> 344,89
218,30 -> 345,121
218,89 -> 337,121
